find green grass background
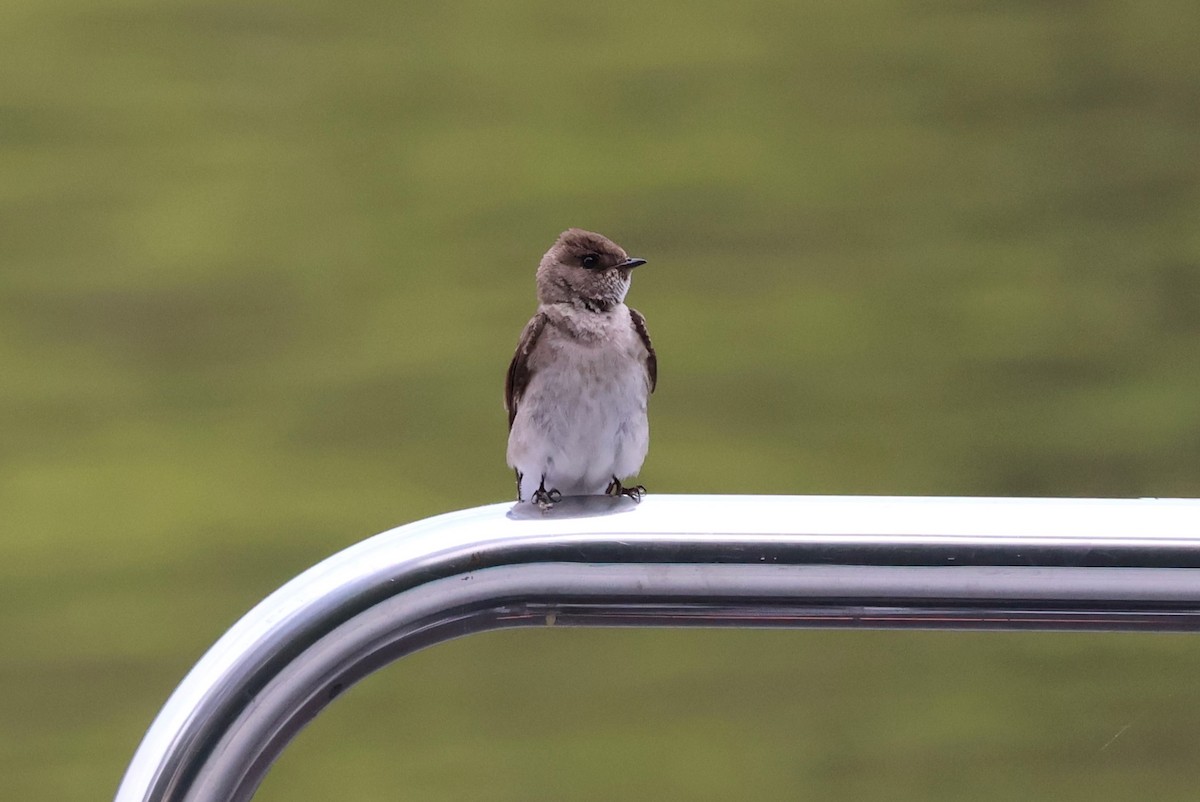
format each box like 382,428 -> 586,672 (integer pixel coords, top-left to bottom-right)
3,0 -> 1199,798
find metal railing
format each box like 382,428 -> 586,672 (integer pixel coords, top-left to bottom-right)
115,494 -> 1200,801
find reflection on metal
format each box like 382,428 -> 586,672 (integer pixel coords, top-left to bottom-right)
116,494 -> 1200,801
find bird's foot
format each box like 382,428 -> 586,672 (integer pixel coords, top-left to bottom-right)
605,477 -> 646,503
622,484 -> 646,502
532,486 -> 562,511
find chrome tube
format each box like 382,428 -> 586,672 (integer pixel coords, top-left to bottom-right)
115,494 -> 1200,801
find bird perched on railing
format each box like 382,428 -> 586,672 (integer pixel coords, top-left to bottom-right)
505,228 -> 656,509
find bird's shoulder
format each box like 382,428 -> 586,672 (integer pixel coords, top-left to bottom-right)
505,311 -> 549,429
628,306 -> 657,393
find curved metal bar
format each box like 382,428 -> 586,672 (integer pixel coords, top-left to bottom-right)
115,494 -> 1200,802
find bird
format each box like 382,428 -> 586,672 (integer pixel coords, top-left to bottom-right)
505,228 -> 656,508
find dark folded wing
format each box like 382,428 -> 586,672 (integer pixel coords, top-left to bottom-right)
629,307 -> 657,393
505,312 -> 548,430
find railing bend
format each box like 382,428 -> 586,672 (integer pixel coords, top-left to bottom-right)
115,494 -> 1200,801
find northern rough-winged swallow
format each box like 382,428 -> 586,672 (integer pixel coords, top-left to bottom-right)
505,228 -> 656,508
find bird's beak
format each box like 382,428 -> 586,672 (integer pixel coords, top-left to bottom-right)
618,257 -> 647,269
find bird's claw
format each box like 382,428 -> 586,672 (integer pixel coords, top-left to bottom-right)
532,486 -> 562,511
621,484 -> 646,502
606,477 -> 646,503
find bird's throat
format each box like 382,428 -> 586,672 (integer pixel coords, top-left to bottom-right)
579,297 -> 615,314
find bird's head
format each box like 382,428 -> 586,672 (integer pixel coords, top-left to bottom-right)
535,228 -> 646,311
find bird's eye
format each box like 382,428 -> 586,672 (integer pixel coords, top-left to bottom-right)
581,253 -> 599,269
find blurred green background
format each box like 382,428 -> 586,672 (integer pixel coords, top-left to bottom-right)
3,0 -> 1199,798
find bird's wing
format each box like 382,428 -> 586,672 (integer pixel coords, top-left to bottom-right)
629,307 -> 657,393
505,312 -> 548,430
